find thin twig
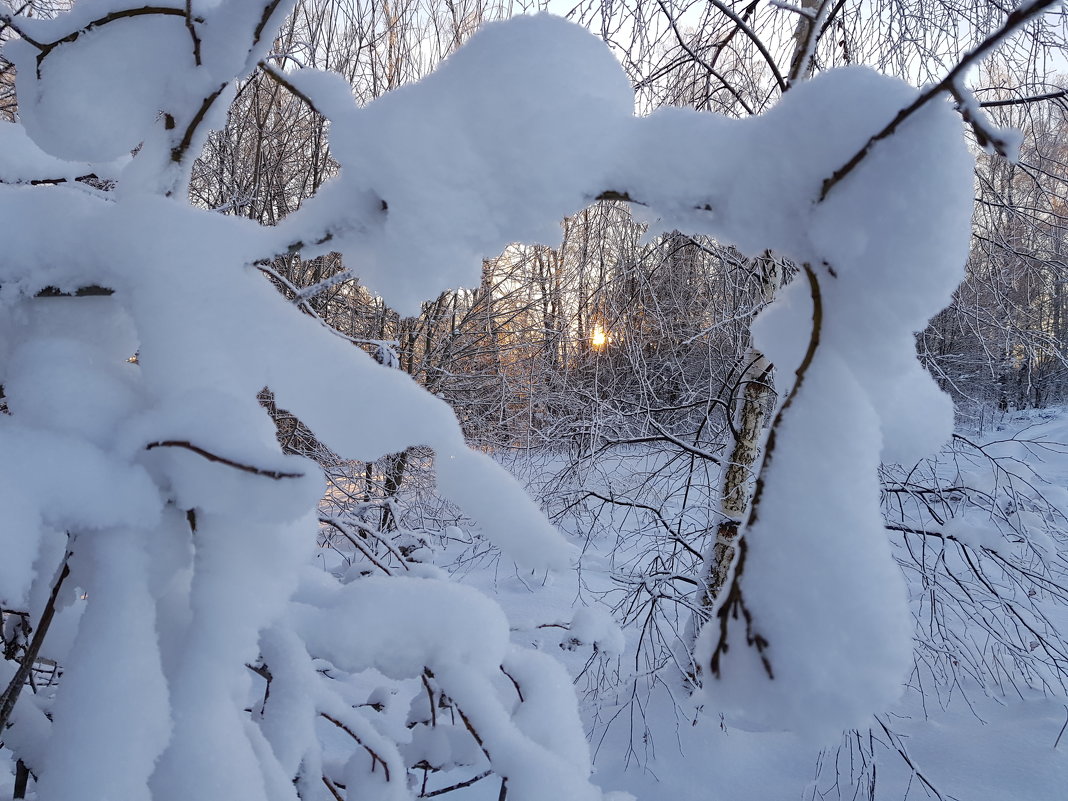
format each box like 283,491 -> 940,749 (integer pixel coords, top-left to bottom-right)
579,490 -> 703,558
31,6 -> 187,75
875,716 -> 946,800
1054,705 -> 1068,749
655,0 -> 755,115
258,60 -> 323,115
251,0 -> 287,50
145,440 -> 304,480
706,0 -> 787,93
0,552 -> 71,731
979,88 -> 1067,107
318,517 -> 393,575
500,666 -> 524,703
320,712 -> 392,782
421,770 -> 492,798
820,0 -> 1060,201
184,0 -> 202,66
647,419 -> 721,463
170,83 -> 228,167
321,776 -> 345,801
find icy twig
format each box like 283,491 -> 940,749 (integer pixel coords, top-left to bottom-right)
0,551 -> 70,731
820,0 -> 1060,201
145,440 -> 304,480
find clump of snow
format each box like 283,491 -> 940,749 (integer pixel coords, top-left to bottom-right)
0,121 -> 120,183
689,69 -> 973,738
35,528 -> 170,801
294,575 -> 511,678
567,606 -> 626,654
278,13 -> 634,315
9,15 -> 196,162
942,515 -> 1005,551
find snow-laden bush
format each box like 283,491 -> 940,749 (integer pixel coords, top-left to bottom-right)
0,0 -> 1037,797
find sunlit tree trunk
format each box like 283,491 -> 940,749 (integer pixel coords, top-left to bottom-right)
701,255 -> 778,607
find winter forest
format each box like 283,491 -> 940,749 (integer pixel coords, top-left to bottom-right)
1,0 -> 1067,799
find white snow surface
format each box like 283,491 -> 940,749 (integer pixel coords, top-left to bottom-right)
280,14 -> 634,315
0,5 -> 983,800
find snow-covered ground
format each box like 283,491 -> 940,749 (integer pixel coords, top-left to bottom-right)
5,410 -> 1066,800
411,407 -> 1068,800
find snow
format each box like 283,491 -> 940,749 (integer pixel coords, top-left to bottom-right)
487,409 -> 1068,800
8,15 -> 197,163
277,13 -> 634,316
35,528 -> 170,801
632,67 -> 976,737
293,576 -> 510,678
0,121 -> 116,183
0,4 -> 1031,801
567,606 -> 626,654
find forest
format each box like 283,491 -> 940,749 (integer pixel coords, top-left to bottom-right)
1,0 -> 1067,799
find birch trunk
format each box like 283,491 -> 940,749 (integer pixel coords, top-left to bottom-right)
700,255 -> 779,608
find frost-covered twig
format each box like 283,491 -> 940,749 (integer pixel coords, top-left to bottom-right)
654,0 -> 756,115
253,263 -> 381,350
706,0 -> 788,93
320,712 -> 393,781
0,551 -> 69,732
578,489 -> 703,558
979,87 -> 1067,108
420,769 -> 493,798
820,0 -> 1060,200
26,6 -> 188,75
258,59 -> 323,116
145,440 -> 305,479
317,517 -> 394,575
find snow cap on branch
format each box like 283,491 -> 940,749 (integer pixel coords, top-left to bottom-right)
279,13 -> 634,315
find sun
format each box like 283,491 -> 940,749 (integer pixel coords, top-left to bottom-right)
590,323 -> 608,350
